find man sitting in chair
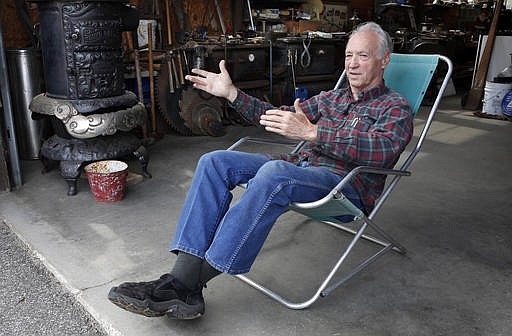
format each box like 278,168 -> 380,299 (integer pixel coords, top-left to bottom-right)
108,21 -> 413,320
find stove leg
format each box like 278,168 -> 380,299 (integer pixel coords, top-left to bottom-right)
133,145 -> 151,178
41,156 -> 59,174
65,178 -> 79,196
60,160 -> 83,196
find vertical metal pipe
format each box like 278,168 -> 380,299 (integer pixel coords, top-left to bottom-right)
213,0 -> 226,35
0,17 -> 23,188
269,40 -> 272,98
246,0 -> 255,31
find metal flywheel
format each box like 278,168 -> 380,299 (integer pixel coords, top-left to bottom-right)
156,61 -> 225,136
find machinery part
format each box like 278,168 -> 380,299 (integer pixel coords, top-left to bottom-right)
156,60 -> 192,135
179,88 -> 224,136
409,37 -> 449,56
156,61 -> 225,136
193,45 -> 207,69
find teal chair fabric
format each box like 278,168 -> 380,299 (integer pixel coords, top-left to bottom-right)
384,53 -> 439,115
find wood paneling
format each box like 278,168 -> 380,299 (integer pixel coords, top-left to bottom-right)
0,0 -> 38,49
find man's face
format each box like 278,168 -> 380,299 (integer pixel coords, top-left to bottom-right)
344,31 -> 389,97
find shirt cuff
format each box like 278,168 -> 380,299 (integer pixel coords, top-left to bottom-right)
228,89 -> 243,109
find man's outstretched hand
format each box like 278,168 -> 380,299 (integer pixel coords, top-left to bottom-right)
260,99 -> 318,141
185,60 -> 238,103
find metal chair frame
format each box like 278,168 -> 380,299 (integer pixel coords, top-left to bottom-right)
228,54 -> 453,309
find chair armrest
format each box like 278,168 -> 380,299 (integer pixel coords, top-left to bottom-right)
285,166 -> 411,210
227,136 -> 301,151
332,166 -> 411,197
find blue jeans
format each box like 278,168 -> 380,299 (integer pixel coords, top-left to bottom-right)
170,150 -> 363,275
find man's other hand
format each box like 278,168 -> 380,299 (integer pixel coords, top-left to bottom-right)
260,99 -> 318,141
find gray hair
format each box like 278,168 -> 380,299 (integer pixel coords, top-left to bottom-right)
349,22 -> 393,59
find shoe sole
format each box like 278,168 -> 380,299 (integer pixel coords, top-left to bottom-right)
108,287 -> 204,319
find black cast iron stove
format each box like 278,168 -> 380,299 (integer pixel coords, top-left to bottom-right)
29,0 -> 150,195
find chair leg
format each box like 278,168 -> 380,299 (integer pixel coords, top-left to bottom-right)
363,217 -> 407,254
235,219 -> 405,309
324,218 -> 406,254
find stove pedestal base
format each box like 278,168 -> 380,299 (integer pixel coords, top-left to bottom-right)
41,133 -> 150,196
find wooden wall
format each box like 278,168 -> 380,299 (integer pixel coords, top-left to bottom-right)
182,0 -> 232,34
0,0 -> 38,49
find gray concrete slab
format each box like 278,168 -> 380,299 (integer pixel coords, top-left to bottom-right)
1,95 -> 511,336
0,221 -> 107,336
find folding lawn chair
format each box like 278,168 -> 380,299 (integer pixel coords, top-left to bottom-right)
227,53 -> 453,309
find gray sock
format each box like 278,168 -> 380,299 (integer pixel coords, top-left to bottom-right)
170,252 -> 202,290
199,261 -> 221,285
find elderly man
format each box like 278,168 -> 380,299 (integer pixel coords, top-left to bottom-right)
108,21 -> 413,320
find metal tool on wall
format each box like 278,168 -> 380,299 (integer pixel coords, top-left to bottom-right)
124,32 -> 148,138
165,0 -> 172,46
147,21 -> 160,138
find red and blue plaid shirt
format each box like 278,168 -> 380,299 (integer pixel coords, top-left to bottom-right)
231,83 -> 414,212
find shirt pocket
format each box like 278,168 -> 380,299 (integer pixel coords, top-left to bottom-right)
347,113 -> 377,132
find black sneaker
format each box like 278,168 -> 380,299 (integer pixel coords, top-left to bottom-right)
108,273 -> 205,319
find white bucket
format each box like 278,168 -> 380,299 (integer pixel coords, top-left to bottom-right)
482,81 -> 512,116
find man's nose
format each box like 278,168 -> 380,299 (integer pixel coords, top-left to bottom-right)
348,56 -> 359,68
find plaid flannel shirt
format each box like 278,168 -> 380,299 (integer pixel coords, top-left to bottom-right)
230,83 -> 414,213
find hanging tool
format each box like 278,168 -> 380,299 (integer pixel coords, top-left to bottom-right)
301,36 -> 312,68
147,22 -> 158,136
288,48 -> 307,102
125,31 -> 148,138
125,33 -> 144,103
177,52 -> 185,85
171,52 -> 180,89
157,61 -> 190,135
181,49 -> 190,75
134,49 -> 144,105
167,57 -> 174,93
165,0 -> 172,46
288,49 -> 298,100
288,49 -> 297,88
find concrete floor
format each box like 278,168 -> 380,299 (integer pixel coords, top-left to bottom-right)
1,95 -> 511,336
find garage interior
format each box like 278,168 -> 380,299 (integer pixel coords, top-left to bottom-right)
0,1 -> 511,335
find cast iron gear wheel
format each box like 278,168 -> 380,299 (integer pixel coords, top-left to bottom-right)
156,61 -> 193,135
179,88 -> 225,137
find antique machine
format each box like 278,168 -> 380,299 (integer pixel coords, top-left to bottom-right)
157,41 -> 271,136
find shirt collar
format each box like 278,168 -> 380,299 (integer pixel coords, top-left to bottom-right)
345,82 -> 387,102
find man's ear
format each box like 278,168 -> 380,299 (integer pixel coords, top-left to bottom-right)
381,52 -> 391,69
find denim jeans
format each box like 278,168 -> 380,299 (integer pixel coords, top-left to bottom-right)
170,150 -> 363,275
